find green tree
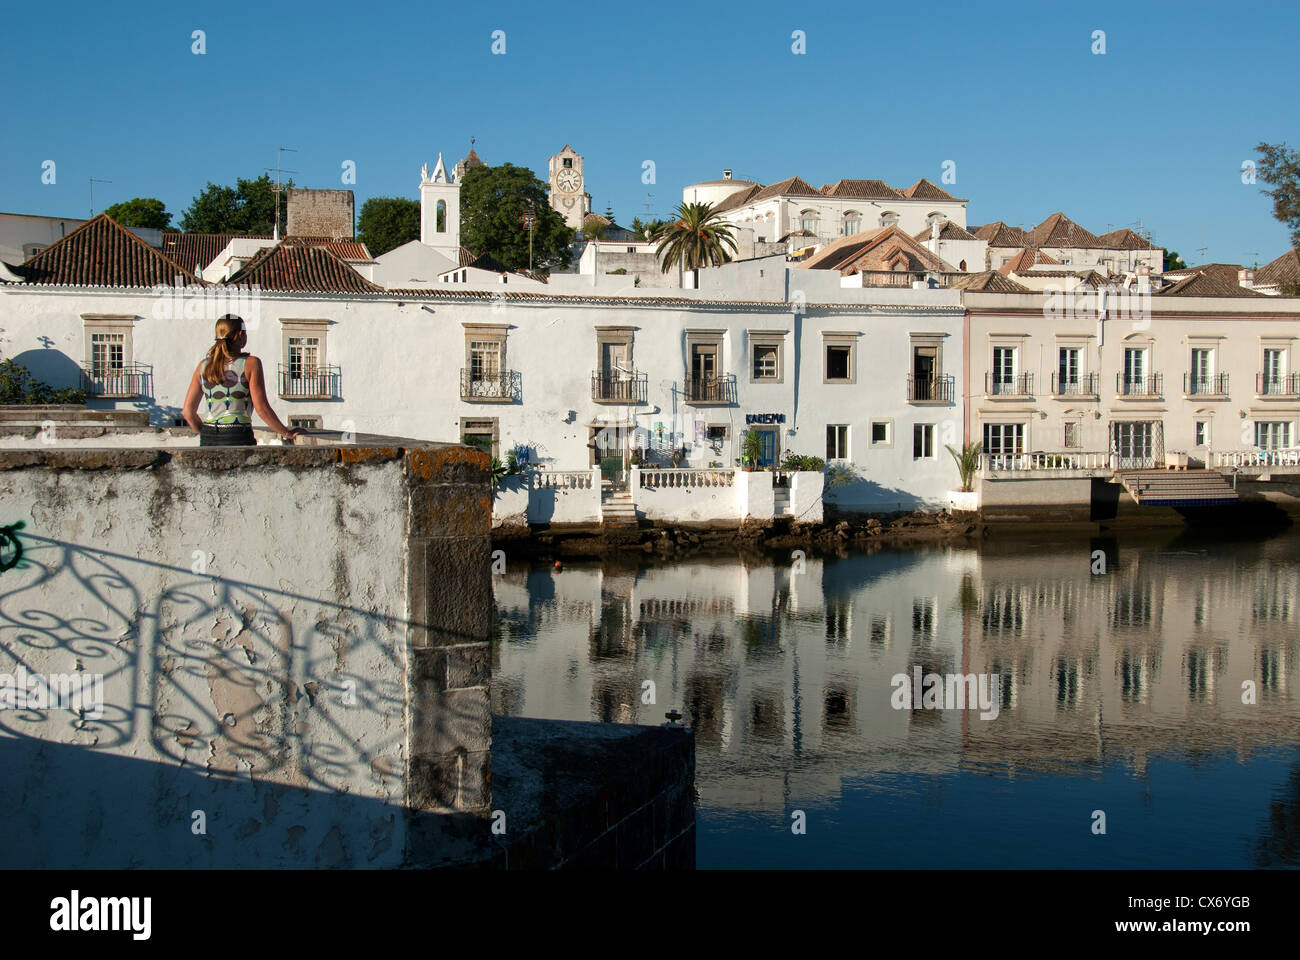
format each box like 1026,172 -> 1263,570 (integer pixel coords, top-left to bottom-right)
1164,250 -> 1187,270
357,197 -> 420,256
1256,141 -> 1300,248
179,173 -> 293,235
0,358 -> 85,404
631,216 -> 669,241
652,201 -> 738,285
460,163 -> 574,271
583,215 -> 608,242
102,197 -> 171,229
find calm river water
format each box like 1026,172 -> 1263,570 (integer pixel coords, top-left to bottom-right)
492,530 -> 1300,868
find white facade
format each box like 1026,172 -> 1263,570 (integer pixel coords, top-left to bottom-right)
418,153 -> 460,263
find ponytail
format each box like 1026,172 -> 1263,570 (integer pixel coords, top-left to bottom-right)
202,315 -> 244,385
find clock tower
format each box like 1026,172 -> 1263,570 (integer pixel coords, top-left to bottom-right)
548,145 -> 590,231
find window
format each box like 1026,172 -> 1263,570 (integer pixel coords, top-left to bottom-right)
991,346 -> 1016,393
1194,420 -> 1210,447
800,210 -> 817,233
461,418 -> 499,457
470,340 -> 501,381
1058,347 -> 1080,388
822,334 -> 858,383
289,415 -> 321,430
436,200 -> 446,233
91,332 -> 125,377
1001,257 -> 1011,266
705,424 -> 728,451
879,211 -> 900,228
1063,421 -> 1081,448
1122,347 -> 1146,391
1190,348 -> 1213,392
913,423 -> 935,459
826,424 -> 849,460
288,336 -> 320,380
749,333 -> 787,383
983,423 -> 1025,456
562,158 -> 572,168
870,421 -> 892,447
1263,348 -> 1287,392
1256,421 -> 1292,450
686,330 -> 728,402
843,212 -> 861,235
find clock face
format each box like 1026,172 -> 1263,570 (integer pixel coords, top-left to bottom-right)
556,168 -> 581,194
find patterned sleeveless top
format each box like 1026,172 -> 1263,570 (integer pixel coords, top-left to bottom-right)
202,356 -> 253,425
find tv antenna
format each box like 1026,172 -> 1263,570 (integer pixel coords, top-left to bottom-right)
89,177 -> 112,217
265,147 -> 298,240
1196,246 -> 1208,263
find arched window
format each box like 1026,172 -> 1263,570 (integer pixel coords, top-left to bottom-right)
926,212 -> 944,226
436,199 -> 447,233
879,211 -> 900,228
843,211 -> 861,235
959,260 -> 967,271
800,209 -> 817,233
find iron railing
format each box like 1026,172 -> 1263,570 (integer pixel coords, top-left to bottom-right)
907,374 -> 955,403
986,373 -> 1033,396
1051,372 -> 1099,395
278,365 -> 340,399
1257,373 -> 1300,396
683,374 -> 737,403
1184,372 -> 1229,396
460,368 -> 520,401
80,362 -> 150,398
591,371 -> 648,403
1117,373 -> 1163,397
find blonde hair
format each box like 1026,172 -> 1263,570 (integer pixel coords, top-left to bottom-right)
202,315 -> 245,385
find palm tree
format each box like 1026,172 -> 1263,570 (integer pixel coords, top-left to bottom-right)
652,202 -> 738,287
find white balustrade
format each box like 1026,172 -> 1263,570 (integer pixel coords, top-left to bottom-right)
1211,449 -> 1300,468
638,468 -> 736,489
981,452 -> 1113,472
532,470 -> 595,490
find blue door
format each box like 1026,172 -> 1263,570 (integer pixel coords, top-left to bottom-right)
758,428 -> 778,468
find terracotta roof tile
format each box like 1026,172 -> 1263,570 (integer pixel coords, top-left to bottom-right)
283,237 -> 374,261
798,225 -> 957,274
160,232 -> 270,273
949,270 -> 1032,293
972,222 -> 1031,247
12,214 -> 201,287
712,183 -> 764,214
1097,228 -> 1160,251
997,248 -> 1062,274
1156,264 -> 1264,297
912,220 -> 976,242
819,179 -> 904,200
1026,212 -> 1106,249
223,241 -> 382,293
901,178 -> 959,201
1256,249 -> 1300,290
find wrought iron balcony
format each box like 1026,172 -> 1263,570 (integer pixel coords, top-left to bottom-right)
1116,373 -> 1163,397
907,374 -> 954,403
1050,372 -> 1099,396
591,370 -> 648,403
80,362 -> 150,398
986,373 -> 1033,397
683,374 -> 736,404
460,368 -> 520,402
1184,372 -> 1229,396
278,364 -> 341,399
1257,372 -> 1300,397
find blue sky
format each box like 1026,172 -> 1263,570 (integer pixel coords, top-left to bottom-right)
2,0 -> 1296,265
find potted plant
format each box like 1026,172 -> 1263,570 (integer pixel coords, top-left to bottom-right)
741,428 -> 763,471
945,440 -> 982,512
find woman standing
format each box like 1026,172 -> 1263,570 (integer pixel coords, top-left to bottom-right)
183,315 -> 302,446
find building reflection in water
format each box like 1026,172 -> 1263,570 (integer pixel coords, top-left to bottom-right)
492,533 -> 1300,862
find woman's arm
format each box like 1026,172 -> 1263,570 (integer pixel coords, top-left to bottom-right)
244,356 -> 301,440
182,367 -> 204,433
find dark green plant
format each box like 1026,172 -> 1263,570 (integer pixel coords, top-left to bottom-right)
946,441 -> 983,492
357,197 -> 420,256
652,201 -> 738,280
0,359 -> 86,405
741,428 -> 764,469
780,452 -> 827,471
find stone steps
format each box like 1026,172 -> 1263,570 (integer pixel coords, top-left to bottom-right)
1118,469 -> 1239,506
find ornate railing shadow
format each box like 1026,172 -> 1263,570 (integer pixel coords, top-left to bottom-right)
1,534 -> 410,795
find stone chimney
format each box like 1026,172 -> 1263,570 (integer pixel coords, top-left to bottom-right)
1238,268 -> 1255,288
723,169 -> 733,180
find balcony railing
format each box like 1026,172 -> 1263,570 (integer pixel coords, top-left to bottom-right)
683,374 -> 737,404
1050,372 -> 1099,396
982,451 -> 1114,472
80,362 -> 150,398
1257,373 -> 1300,396
278,365 -> 340,399
986,373 -> 1033,397
591,370 -> 648,403
1116,373 -> 1163,397
907,374 -> 955,403
1184,372 -> 1229,396
460,368 -> 520,402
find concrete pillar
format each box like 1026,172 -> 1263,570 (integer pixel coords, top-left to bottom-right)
404,446 -> 494,815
